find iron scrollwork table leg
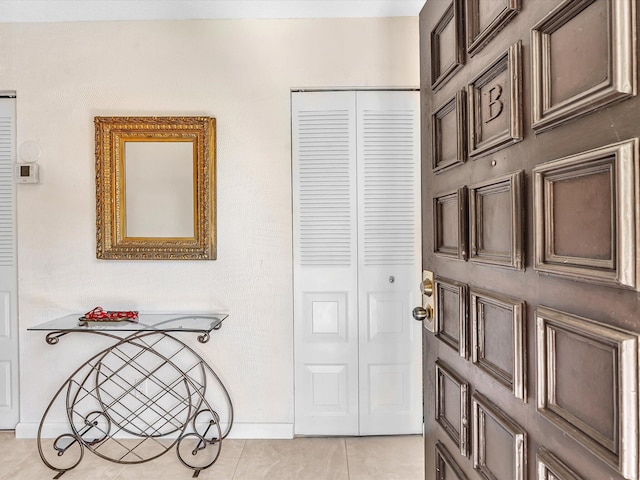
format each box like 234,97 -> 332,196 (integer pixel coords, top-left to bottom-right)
36,329 -> 233,478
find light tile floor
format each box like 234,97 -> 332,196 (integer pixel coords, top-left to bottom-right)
0,431 -> 424,480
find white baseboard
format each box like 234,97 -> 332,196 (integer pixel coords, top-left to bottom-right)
226,423 -> 293,439
15,422 -> 294,440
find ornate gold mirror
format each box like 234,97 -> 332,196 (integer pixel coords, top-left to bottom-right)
95,116 -> 216,260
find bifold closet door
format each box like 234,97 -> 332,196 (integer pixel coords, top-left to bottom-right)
0,95 -> 19,429
355,91 -> 422,435
293,91 -> 360,435
292,90 -> 421,436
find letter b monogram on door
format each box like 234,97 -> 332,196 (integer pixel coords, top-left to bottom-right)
467,42 -> 523,158
485,84 -> 504,123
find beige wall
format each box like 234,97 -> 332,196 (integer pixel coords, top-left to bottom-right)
0,17 -> 419,436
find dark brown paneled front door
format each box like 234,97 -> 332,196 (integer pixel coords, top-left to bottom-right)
419,1 -> 639,479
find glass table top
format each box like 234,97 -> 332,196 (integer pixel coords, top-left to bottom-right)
28,312 -> 228,333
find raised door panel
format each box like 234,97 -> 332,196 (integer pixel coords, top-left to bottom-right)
472,392 -> 527,480
536,306 -> 638,479
537,447 -> 584,480
433,187 -> 468,260
434,277 -> 468,358
466,0 -> 520,56
531,0 -> 636,133
467,42 -> 523,158
435,360 -> 470,457
432,91 -> 466,173
533,139 -> 640,289
435,441 -> 469,479
469,171 -> 524,269
0,293 -> 11,414
431,0 -> 465,91
471,288 -> 526,401
0,361 -> 9,409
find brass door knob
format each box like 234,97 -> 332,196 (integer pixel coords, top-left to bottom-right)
412,305 -> 433,322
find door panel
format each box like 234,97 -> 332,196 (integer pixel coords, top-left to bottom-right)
420,1 -> 639,479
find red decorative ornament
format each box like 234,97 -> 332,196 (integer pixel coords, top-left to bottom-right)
83,306 -> 139,322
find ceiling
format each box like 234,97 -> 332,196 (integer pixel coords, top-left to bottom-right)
0,0 -> 426,23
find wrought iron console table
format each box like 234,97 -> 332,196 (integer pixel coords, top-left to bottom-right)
28,313 -> 232,479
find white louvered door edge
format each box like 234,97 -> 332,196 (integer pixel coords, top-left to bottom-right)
292,90 -> 421,436
0,95 -> 19,429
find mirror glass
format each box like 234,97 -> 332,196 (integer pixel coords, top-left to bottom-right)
124,141 -> 195,238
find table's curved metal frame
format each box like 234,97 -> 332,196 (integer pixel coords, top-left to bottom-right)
34,318 -> 233,479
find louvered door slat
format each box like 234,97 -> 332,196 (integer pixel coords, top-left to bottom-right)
360,107 -> 417,266
296,108 -> 354,266
0,113 -> 15,267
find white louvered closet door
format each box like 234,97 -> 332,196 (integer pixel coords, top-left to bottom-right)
355,91 -> 422,435
292,91 -> 359,435
0,95 -> 18,429
292,90 -> 421,436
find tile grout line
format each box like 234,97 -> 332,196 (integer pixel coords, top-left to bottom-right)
344,438 -> 351,480
230,439 -> 248,480
111,463 -> 127,480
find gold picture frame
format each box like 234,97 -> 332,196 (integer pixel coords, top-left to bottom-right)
95,116 -> 216,260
